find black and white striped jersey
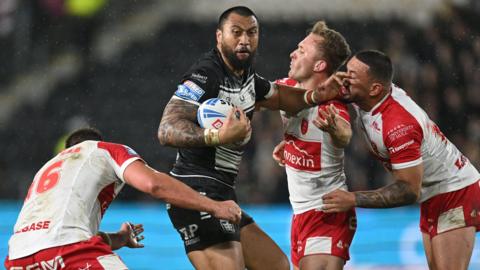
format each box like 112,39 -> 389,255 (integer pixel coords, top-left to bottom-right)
169,48 -> 274,187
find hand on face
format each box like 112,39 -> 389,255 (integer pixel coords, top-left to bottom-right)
312,72 -> 351,103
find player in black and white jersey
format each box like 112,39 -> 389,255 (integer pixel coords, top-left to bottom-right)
158,6 -> 339,270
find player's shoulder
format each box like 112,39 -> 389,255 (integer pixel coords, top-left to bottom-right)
275,77 -> 298,87
186,49 -> 224,78
97,141 -> 137,154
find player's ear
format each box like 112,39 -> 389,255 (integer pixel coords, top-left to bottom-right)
369,82 -> 384,97
216,29 -> 222,44
313,60 -> 327,73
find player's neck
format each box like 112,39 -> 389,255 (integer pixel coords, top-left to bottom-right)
361,89 -> 390,112
298,74 -> 328,90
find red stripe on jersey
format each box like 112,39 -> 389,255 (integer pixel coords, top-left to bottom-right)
275,78 -> 298,87
379,96 -> 423,165
98,142 -> 139,167
97,183 -> 115,217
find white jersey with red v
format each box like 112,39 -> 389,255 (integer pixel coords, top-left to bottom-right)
276,78 -> 351,214
8,141 -> 142,260
355,84 -> 480,202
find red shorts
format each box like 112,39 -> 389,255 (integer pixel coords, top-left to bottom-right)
420,180 -> 480,238
290,208 -> 356,267
4,236 -> 128,270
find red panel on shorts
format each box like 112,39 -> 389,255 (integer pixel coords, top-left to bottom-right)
4,236 -> 122,270
290,208 -> 356,267
420,180 -> 480,238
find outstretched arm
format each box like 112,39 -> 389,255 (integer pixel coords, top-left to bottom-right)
322,164 -> 423,212
123,160 -> 242,223
257,73 -> 348,114
98,222 -> 145,250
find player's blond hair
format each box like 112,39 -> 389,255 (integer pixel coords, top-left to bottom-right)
309,21 -> 351,75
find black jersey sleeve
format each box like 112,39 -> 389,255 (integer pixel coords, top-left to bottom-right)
174,65 -> 220,105
254,73 -> 274,101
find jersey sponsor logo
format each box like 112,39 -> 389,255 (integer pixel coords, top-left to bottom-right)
283,136 -> 321,171
174,80 -> 205,101
219,220 -> 236,234
388,139 -> 415,154
386,124 -> 414,141
179,224 -> 200,246
10,256 -> 65,270
191,73 -> 207,84
15,220 -> 50,234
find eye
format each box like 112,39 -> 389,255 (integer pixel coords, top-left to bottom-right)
232,29 -> 242,36
247,29 -> 258,36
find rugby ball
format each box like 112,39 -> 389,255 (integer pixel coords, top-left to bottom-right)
197,98 -> 234,129
197,98 -> 251,146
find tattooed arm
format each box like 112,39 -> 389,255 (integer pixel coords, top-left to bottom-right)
322,164 -> 423,212
158,99 -> 205,147
158,98 -> 251,147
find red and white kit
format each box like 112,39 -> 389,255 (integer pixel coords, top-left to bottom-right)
355,85 -> 480,236
277,78 -> 356,265
6,141 -> 141,268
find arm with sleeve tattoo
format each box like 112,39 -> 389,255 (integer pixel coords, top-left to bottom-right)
158,99 -> 206,147
158,98 -> 251,147
322,165 -> 422,213
354,180 -> 418,208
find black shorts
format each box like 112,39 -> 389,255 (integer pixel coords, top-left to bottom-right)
167,175 -> 254,253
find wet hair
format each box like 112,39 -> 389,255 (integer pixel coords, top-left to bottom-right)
309,21 -> 351,75
65,127 -> 103,148
354,50 -> 393,86
217,6 -> 258,30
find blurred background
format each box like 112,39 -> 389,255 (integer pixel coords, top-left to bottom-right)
0,0 -> 479,269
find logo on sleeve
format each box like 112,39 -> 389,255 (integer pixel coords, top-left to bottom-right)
192,73 -> 208,84
123,146 -> 139,157
388,140 -> 415,154
174,80 -> 205,102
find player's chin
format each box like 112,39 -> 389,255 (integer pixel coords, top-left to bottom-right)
287,70 -> 295,78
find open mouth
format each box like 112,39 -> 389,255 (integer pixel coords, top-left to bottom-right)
236,51 -> 250,58
236,48 -> 250,57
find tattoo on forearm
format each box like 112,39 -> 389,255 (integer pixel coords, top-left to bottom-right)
158,99 -> 206,147
354,181 -> 417,208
